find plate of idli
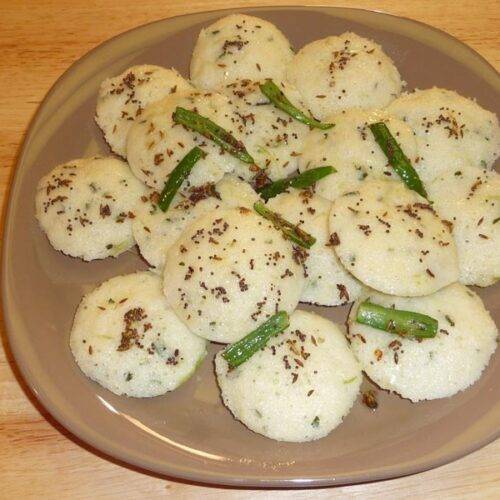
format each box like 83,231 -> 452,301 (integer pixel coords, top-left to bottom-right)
3,6 -> 499,487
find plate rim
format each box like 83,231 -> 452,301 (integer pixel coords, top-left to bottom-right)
2,5 -> 499,488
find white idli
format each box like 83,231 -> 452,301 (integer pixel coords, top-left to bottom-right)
132,188 -> 224,273
298,108 -> 418,201
70,272 -> 207,397
190,14 -> 294,90
286,32 -> 404,120
35,157 -> 146,261
329,180 -> 459,296
347,284 -> 498,402
215,174 -> 260,209
95,65 -> 192,157
163,207 -> 305,343
427,167 -> 500,286
215,310 -> 362,442
126,90 -> 241,190
220,79 -> 310,181
387,87 -> 500,183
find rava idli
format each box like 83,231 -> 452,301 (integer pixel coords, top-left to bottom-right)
298,108 -> 418,201
190,14 -> 294,90
427,167 -> 500,287
95,65 -> 193,157
347,284 -> 498,402
132,188 -> 224,273
215,310 -> 362,442
329,180 -> 459,296
126,91 -> 241,190
35,157 -> 146,261
267,189 -> 362,305
387,87 -> 500,183
286,32 -> 404,120
70,272 -> 207,397
220,79 -> 310,181
163,207 -> 305,343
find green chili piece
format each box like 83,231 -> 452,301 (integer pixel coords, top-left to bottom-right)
253,202 -> 316,249
172,106 -> 255,164
158,146 -> 204,212
222,311 -> 290,368
356,300 -> 438,339
258,166 -> 336,200
369,122 -> 428,198
259,80 -> 334,130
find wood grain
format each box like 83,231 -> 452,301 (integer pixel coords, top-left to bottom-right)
1,1 -> 499,498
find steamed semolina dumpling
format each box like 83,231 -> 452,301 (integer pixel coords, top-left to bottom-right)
329,180 -> 459,296
387,87 -> 500,183
163,207 -> 306,343
96,65 -> 193,157
132,189 -> 224,273
190,14 -> 294,90
216,310 -> 362,442
347,285 -> 498,402
132,176 -> 257,273
35,157 -> 146,261
427,167 -> 500,286
126,90 -> 241,190
267,189 -> 363,305
220,79 -> 310,181
70,272 -> 207,397
287,32 -> 404,120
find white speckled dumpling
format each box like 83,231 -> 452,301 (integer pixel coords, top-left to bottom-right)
220,79 -> 310,181
35,157 -> 146,261
215,310 -> 362,442
329,180 -> 459,296
298,108 -> 418,201
95,65 -> 193,157
267,190 -> 362,305
286,32 -> 404,120
427,167 -> 500,287
190,14 -> 294,90
126,91 -> 241,190
163,207 -> 305,343
347,285 -> 498,402
70,272 -> 207,397
132,189 -> 224,273
387,88 -> 500,182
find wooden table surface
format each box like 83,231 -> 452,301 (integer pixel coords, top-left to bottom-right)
1,1 -> 499,497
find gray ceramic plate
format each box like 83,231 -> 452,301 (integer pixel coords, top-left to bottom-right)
3,6 -> 499,488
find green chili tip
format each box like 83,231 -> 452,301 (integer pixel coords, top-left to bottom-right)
259,80 -> 334,130
369,122 -> 428,199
